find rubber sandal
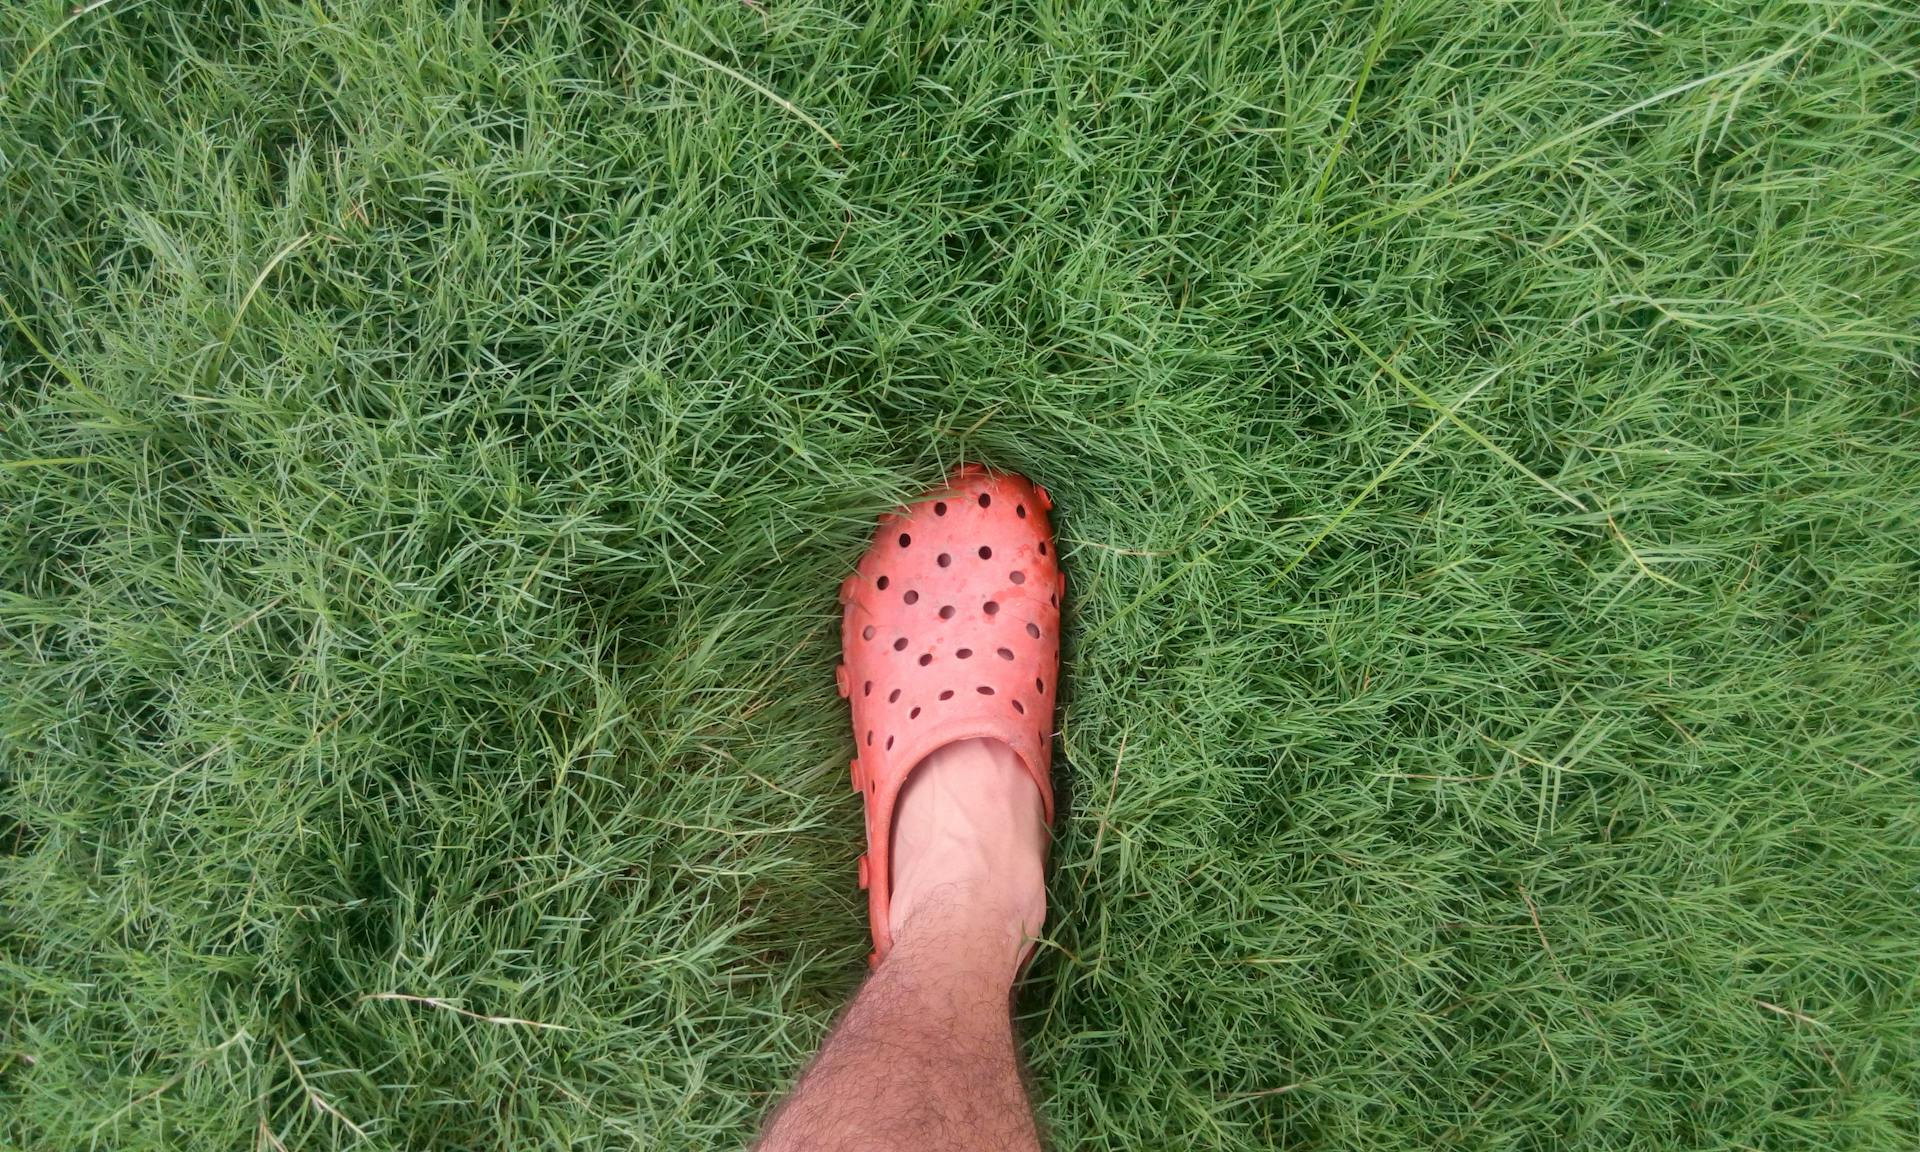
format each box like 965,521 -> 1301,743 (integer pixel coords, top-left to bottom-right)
836,464 -> 1063,966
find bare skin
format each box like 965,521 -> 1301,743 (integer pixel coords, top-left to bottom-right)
755,737 -> 1049,1152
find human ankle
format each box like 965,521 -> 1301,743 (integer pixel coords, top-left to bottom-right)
886,738 -> 1047,968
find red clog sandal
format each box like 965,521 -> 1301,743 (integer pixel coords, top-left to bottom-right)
835,465 -> 1063,966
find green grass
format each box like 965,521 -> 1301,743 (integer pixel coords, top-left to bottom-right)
3,0 -> 1917,1147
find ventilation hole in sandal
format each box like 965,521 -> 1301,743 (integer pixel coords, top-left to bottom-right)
1036,677 -> 1045,693
956,648 -> 972,659
977,686 -> 994,695
863,681 -> 872,696
983,601 -> 999,615
939,605 -> 956,620
893,637 -> 909,651
910,706 -> 921,719
978,545 -> 992,560
888,688 -> 901,703
903,590 -> 919,605
978,492 -> 991,508
866,730 -> 873,745
1038,541 -> 1047,556
877,575 -> 890,590
939,689 -> 955,701
1026,622 -> 1041,638
1012,699 -> 1025,714
1016,504 -> 1026,519
1050,591 -> 1058,607
997,647 -> 1014,661
934,501 -> 947,516
898,533 -> 911,548
1009,570 -> 1025,585
937,553 -> 951,568
886,735 -> 895,750
863,625 -> 876,640
918,653 -> 932,666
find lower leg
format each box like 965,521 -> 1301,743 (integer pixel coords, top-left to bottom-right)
756,738 -> 1047,1152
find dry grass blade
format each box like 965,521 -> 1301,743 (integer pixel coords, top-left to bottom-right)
647,33 -> 841,150
360,993 -> 574,1032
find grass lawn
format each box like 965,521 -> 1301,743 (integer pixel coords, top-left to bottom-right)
4,0 -> 1918,1147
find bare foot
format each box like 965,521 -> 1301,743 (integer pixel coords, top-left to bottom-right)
886,737 -> 1048,982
